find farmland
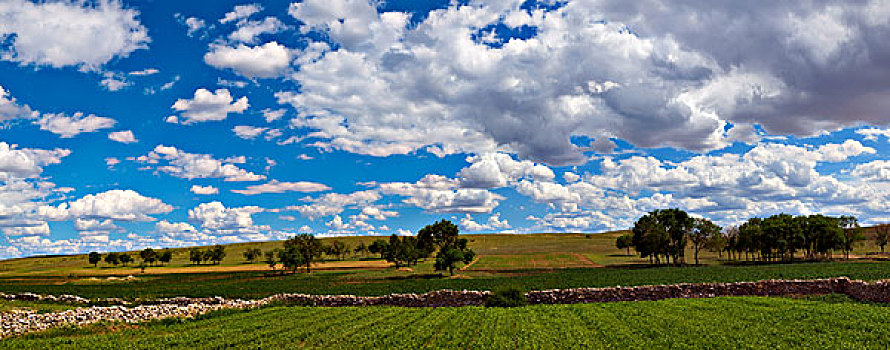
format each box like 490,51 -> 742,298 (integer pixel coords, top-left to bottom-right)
2,232 -> 890,299
3,296 -> 889,349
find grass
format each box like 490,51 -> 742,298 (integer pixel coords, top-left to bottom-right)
3,296 -> 890,349
0,300 -> 78,313
1,260 -> 890,299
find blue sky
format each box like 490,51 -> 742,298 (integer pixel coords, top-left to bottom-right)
2,0 -> 890,258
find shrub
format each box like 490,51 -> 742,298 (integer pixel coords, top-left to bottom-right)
486,286 -> 527,307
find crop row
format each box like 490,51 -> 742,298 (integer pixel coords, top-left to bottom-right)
4,296 -> 890,349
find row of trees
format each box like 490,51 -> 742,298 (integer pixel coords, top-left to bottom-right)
87,248 -> 173,267
260,220 -> 475,276
622,209 -> 873,265
189,245 -> 227,265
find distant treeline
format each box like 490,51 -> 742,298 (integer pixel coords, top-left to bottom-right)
618,209 -> 879,265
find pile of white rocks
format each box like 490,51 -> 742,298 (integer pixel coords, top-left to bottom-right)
0,298 -> 268,339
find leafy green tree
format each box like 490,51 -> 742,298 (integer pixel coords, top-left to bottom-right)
417,219 -> 459,257
119,253 -> 133,266
88,252 -> 101,267
327,241 -> 349,260
840,216 -> 864,260
243,248 -> 263,263
874,224 -> 890,253
104,252 -> 120,266
368,239 -> 389,259
158,250 -> 173,265
615,234 -> 633,255
189,248 -> 203,265
210,245 -> 226,264
264,249 -> 279,271
282,234 -> 324,273
140,248 -> 158,265
434,237 -> 475,275
202,249 -> 213,264
632,209 -> 691,265
354,242 -> 368,257
690,218 -> 721,265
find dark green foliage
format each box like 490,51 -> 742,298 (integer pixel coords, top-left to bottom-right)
385,235 -> 422,267
243,248 -> 263,263
875,224 -> 890,253
209,245 -> 226,264
264,249 -> 279,271
158,250 -> 172,265
119,253 -> 132,266
281,234 -> 324,273
615,234 -> 633,255
485,286 -> 527,307
87,252 -> 101,267
189,248 -> 203,265
690,218 -> 721,265
417,219 -> 459,258
326,240 -> 349,260
632,209 -> 693,265
434,238 -> 475,275
726,214 -> 852,262
353,242 -> 368,256
103,252 -> 120,266
140,248 -> 158,265
368,239 -> 389,259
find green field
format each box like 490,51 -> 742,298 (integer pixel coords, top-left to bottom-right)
3,296 -> 888,349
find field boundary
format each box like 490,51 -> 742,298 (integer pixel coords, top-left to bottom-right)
5,277 -> 890,338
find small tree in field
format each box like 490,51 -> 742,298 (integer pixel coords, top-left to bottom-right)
354,242 -> 368,257
434,238 -> 475,276
104,252 -> 120,266
243,248 -> 262,263
874,224 -> 890,253
282,234 -> 324,273
119,253 -> 133,266
88,252 -> 101,267
690,218 -> 722,265
140,248 -> 158,265
421,220 -> 475,275
265,249 -> 279,271
158,250 -> 172,265
840,216 -> 864,260
189,248 -> 203,265
615,234 -> 633,255
368,239 -> 389,259
210,245 -> 226,264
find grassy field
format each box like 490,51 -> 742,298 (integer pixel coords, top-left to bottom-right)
2,232 -> 890,299
3,296 -> 889,349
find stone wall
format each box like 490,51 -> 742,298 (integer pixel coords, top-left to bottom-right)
6,277 -> 890,338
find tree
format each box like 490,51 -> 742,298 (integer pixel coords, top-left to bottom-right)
690,218 -> 721,265
327,241 -> 348,260
840,215 -> 864,260
243,248 -> 262,263
104,252 -> 120,266
189,248 -> 204,265
210,245 -> 226,264
202,249 -> 213,264
417,219 -> 459,258
874,224 -> 890,253
631,209 -> 692,265
368,239 -> 389,259
354,242 -> 368,257
264,249 -> 279,271
384,235 -> 422,268
434,237 -> 475,276
282,234 -> 324,273
158,250 -> 173,265
119,253 -> 133,266
140,248 -> 158,265
88,252 -> 101,267
615,234 -> 633,255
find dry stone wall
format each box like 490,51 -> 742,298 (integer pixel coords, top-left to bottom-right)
6,277 -> 890,338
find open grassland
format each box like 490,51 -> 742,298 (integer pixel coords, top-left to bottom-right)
3,296 -> 889,349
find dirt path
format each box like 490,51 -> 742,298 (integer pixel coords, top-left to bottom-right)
572,253 -> 605,267
460,256 -> 481,271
